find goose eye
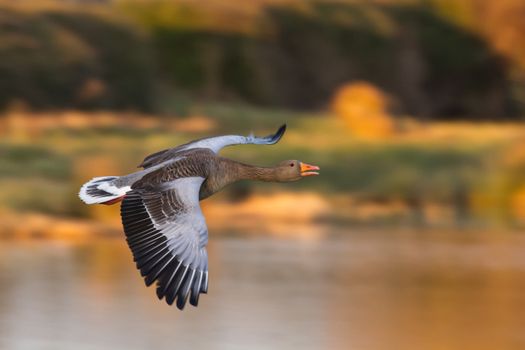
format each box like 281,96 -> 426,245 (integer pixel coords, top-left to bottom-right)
290,163 -> 294,167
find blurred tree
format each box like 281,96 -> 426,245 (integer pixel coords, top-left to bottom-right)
124,1 -> 511,118
0,0 -> 522,119
0,5 -> 155,111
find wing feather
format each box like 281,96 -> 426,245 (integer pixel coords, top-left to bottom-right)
120,176 -> 209,310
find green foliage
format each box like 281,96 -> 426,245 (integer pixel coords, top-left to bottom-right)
0,144 -> 71,180
221,37 -> 258,101
153,29 -> 206,88
0,144 -> 74,215
331,145 -> 482,200
0,6 -> 155,111
0,0 -> 521,118
391,6 -> 505,96
120,0 -> 509,117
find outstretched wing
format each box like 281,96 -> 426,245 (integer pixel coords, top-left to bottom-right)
120,176 -> 209,310
139,124 -> 286,168
181,123 -> 287,153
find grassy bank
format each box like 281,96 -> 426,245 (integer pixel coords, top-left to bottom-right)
1,104 -> 525,234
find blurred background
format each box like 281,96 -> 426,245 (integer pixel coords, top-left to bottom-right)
1,0 -> 525,349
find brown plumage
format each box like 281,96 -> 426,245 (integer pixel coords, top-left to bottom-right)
79,124 -> 319,309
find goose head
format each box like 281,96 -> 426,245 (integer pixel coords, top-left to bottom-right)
274,160 -> 320,182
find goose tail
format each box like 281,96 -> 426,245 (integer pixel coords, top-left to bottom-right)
79,176 -> 130,205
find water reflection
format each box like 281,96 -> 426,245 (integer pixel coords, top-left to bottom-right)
0,231 -> 525,350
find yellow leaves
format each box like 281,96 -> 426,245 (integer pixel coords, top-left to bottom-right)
331,81 -> 396,140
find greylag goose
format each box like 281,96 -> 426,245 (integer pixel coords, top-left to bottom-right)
79,124 -> 319,309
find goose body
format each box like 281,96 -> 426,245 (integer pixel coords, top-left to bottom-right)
79,125 -> 319,309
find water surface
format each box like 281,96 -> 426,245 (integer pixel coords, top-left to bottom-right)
0,231 -> 524,350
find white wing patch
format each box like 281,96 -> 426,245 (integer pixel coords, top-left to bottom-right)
78,176 -> 130,204
79,156 -> 186,205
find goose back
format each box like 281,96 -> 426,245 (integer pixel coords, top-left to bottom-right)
133,149 -> 216,190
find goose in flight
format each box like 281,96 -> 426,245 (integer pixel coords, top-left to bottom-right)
79,124 -> 319,309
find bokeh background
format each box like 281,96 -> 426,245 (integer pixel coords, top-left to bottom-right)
1,0 -> 525,349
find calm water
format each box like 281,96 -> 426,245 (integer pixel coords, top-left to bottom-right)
0,231 -> 525,350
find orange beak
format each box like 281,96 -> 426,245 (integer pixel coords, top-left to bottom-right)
300,162 -> 320,176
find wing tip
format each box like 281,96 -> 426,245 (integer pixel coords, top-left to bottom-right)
269,123 -> 286,144
156,273 -> 205,310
